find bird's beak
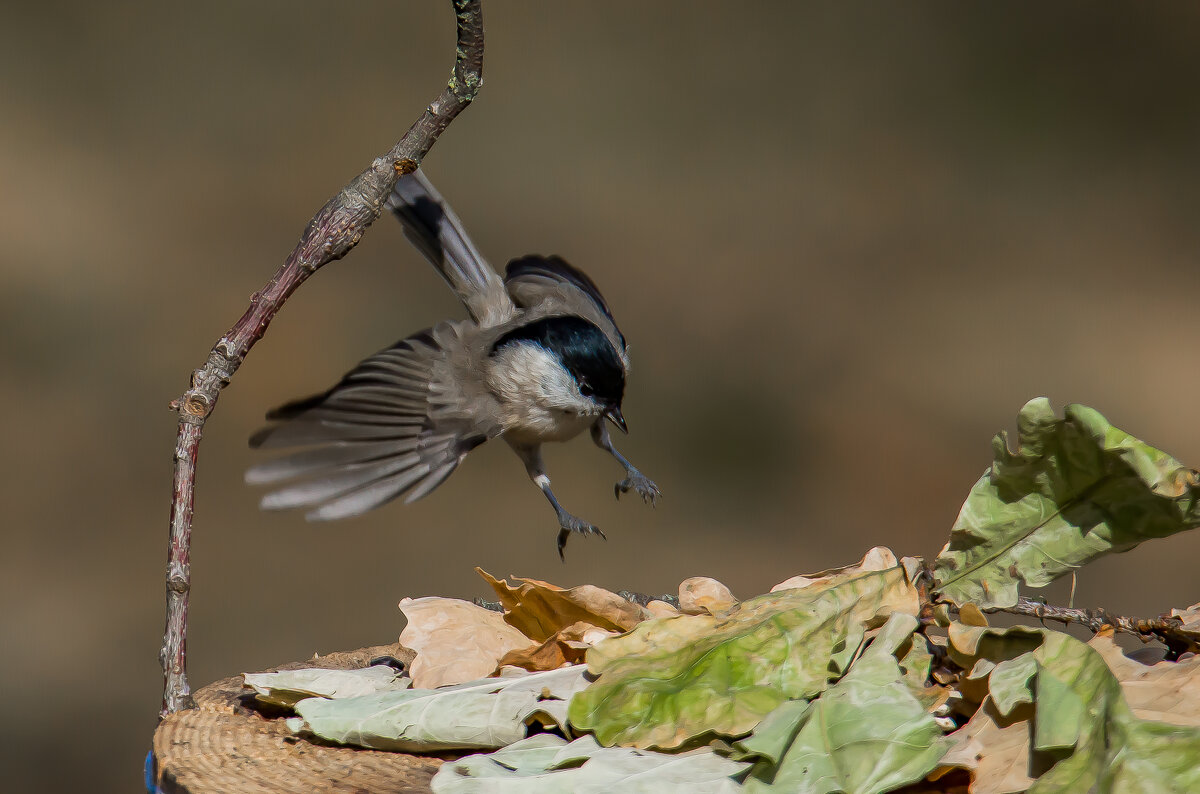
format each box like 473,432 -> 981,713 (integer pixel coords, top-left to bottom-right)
605,406 -> 628,434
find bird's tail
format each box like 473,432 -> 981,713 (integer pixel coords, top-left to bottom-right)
387,171 -> 514,327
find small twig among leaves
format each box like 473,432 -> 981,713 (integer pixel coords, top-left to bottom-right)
159,0 -> 485,720
988,596 -> 1197,657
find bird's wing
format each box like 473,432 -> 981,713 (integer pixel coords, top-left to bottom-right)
387,171 -> 515,328
246,322 -> 501,521
503,255 -> 628,362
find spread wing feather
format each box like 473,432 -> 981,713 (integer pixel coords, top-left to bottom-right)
246,323 -> 493,520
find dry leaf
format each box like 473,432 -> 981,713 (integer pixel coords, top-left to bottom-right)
498,621 -> 620,673
1171,602 -> 1200,626
770,546 -> 900,592
398,597 -> 531,688
569,623 -> 621,646
476,568 -> 649,642
678,577 -> 737,615
498,637 -> 579,672
957,603 -> 989,627
1171,602 -> 1200,643
1090,634 -> 1200,727
937,700 -> 1037,794
646,599 -> 681,618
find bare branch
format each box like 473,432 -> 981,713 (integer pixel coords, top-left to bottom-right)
160,0 -> 485,720
987,597 -> 1198,656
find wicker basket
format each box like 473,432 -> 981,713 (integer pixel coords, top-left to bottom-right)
151,644 -> 441,793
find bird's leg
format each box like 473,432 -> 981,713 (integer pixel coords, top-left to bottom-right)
508,440 -> 605,560
591,421 -> 661,505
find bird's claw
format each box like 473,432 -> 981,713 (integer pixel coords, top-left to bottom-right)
615,472 -> 661,506
556,514 -> 605,561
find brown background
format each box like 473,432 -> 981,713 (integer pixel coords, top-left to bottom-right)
3,2 -> 1200,791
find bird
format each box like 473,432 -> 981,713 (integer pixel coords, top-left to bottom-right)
246,171 -> 660,558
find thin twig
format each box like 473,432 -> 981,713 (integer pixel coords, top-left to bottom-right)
159,0 -> 485,720
987,596 -> 1197,655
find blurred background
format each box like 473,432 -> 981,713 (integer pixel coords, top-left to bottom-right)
4,2 -> 1200,790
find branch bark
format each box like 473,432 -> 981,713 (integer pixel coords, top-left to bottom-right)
987,596 -> 1197,655
160,0 -> 485,720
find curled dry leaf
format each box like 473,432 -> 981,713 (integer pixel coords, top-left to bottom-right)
957,603 -> 989,627
770,546 -> 900,593
1171,601 -> 1200,626
498,621 -> 620,673
476,567 -> 649,642
678,577 -> 738,615
1089,634 -> 1200,727
398,597 -> 531,689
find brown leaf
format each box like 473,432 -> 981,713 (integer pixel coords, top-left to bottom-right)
937,700 -> 1037,794
957,603 -> 989,627
397,597 -> 531,689
476,568 -> 649,642
498,637 -> 577,672
1090,634 -> 1200,727
1170,601 -> 1200,641
497,621 -> 620,673
677,577 -> 737,615
646,599 -> 681,618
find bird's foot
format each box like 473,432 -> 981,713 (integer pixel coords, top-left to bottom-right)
615,471 -> 661,505
555,513 -> 606,561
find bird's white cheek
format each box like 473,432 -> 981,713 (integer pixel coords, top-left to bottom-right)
485,342 -> 596,442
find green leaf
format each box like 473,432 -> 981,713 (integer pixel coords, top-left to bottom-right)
438,734 -> 571,780
290,665 -> 589,752
430,734 -> 749,793
731,700 -> 812,766
741,613 -> 949,793
568,565 -> 919,749
242,665 -> 410,707
984,654 -> 1038,716
895,627 -> 938,705
944,623 -> 1200,793
933,398 -> 1200,608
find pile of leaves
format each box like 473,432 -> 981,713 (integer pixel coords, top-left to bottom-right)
243,399 -> 1200,793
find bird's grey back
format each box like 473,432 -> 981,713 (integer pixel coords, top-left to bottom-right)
503,255 -> 629,368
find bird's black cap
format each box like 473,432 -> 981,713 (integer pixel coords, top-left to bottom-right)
492,316 -> 625,408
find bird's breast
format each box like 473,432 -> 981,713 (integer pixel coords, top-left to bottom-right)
501,408 -> 595,445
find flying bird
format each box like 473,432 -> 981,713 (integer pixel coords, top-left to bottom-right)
246,172 -> 660,557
